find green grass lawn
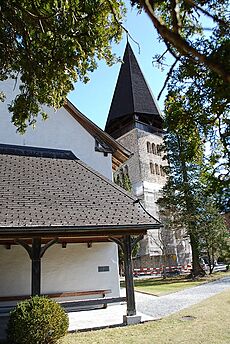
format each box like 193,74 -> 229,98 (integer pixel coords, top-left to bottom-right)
59,289 -> 230,344
121,271 -> 230,296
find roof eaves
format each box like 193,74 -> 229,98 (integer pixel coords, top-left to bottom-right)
0,223 -> 161,236
64,99 -> 131,163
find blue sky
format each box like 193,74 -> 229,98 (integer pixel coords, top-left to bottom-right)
68,1 -> 169,130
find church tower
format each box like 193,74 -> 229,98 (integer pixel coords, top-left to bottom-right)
105,42 -> 172,263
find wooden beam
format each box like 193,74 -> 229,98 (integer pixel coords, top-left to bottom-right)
31,237 -> 42,296
123,235 -> 136,316
0,226 -> 150,239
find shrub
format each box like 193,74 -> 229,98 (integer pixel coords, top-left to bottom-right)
7,296 -> 69,344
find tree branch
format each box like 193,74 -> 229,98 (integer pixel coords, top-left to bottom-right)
106,0 -> 141,53
138,0 -> 230,83
171,0 -> 180,33
184,0 -> 227,27
157,57 -> 180,100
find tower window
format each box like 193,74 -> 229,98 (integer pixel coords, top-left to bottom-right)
150,162 -> 154,174
156,145 -> 161,156
147,141 -> 151,153
155,163 -> 160,175
152,143 -> 156,155
160,165 -> 165,177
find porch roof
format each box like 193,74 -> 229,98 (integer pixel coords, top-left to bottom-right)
0,144 -> 161,237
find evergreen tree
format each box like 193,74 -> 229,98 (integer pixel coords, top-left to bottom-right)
158,109 -> 206,277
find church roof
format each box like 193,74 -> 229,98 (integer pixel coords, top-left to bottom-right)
105,42 -> 161,130
0,144 -> 160,236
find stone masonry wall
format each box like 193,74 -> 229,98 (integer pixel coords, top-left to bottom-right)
114,127 -> 192,268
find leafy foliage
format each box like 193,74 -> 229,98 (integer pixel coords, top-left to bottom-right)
0,0 -> 125,132
114,170 -> 132,192
7,296 -> 69,344
196,200 -> 229,274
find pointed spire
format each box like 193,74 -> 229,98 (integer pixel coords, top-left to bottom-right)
105,42 -> 162,137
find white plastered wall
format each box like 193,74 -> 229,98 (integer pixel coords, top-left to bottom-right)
0,242 -> 120,298
0,79 -> 112,180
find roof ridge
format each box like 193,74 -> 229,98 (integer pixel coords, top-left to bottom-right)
127,43 -> 135,115
0,144 -> 76,160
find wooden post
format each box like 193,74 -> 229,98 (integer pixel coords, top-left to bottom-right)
31,237 -> 42,296
16,237 -> 57,297
123,235 -> 136,316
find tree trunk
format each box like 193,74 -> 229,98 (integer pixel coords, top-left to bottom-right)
162,253 -> 167,279
190,232 -> 205,278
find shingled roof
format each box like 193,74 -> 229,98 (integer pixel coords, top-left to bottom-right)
0,144 -> 160,235
105,42 -> 161,131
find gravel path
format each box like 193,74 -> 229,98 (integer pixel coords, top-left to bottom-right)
135,276 -> 230,319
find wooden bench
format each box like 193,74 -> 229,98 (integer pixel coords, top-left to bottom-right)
0,290 -> 126,314
60,296 -> 126,312
0,289 -> 111,302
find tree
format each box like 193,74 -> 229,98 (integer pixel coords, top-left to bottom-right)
158,104 -> 230,277
196,200 -> 229,274
0,0 -> 125,133
157,109 -> 207,277
148,220 -> 178,279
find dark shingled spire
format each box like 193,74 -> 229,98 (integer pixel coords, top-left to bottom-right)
105,42 -> 162,138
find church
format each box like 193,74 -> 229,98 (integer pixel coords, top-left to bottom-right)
0,73 -> 161,329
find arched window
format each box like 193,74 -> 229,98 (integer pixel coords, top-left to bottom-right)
157,144 -> 161,156
152,143 -> 156,155
147,141 -> 151,153
155,163 -> 160,175
150,162 -> 154,174
160,165 -> 165,177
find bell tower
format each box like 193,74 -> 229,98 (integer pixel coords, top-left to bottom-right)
105,42 -> 163,139
105,43 -> 168,260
